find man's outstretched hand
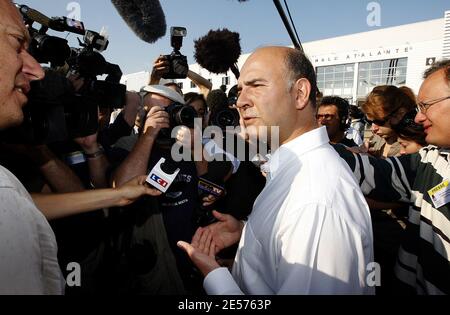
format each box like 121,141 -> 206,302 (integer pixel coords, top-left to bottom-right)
205,211 -> 245,254
177,227 -> 220,277
178,211 -> 245,276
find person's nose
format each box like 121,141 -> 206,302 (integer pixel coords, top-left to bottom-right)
236,89 -> 250,110
414,110 -> 427,125
22,50 -> 45,82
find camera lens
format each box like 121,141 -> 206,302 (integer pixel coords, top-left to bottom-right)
166,103 -> 198,128
175,106 -> 197,128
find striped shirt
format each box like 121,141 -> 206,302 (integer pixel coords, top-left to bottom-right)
334,144 -> 450,295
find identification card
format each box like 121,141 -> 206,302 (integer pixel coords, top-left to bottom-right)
428,179 -> 450,209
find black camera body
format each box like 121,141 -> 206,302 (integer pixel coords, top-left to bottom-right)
163,51 -> 188,80
162,27 -> 189,80
157,103 -> 198,146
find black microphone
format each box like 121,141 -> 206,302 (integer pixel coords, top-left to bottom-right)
111,0 -> 167,44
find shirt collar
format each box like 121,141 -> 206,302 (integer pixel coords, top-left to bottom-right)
266,127 -> 330,180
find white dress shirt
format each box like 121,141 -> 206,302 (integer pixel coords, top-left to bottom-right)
204,127 -> 374,295
0,166 -> 63,295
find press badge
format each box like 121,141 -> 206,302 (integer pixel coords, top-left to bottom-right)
146,158 -> 180,193
427,179 -> 450,209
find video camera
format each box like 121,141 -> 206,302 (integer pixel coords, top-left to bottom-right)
162,27 -> 189,80
5,4 -> 127,143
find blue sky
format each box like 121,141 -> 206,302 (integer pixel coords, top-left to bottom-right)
19,0 -> 450,75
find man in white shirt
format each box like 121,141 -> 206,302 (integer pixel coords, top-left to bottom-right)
0,0 -> 161,294
178,46 -> 374,295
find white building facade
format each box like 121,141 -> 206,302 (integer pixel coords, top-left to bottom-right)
121,11 -> 449,104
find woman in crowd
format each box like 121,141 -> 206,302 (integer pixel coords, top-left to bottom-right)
393,109 -> 428,155
361,85 -> 417,158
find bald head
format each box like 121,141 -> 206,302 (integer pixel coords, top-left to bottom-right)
236,46 -> 319,145
247,46 -> 317,105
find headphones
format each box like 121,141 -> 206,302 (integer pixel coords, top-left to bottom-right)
320,96 -> 351,131
339,108 -> 350,131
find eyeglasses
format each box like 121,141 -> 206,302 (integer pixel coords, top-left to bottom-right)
316,114 -> 336,121
365,106 -> 402,127
416,95 -> 450,113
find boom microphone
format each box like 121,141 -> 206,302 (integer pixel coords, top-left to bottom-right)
194,29 -> 241,79
111,0 -> 167,43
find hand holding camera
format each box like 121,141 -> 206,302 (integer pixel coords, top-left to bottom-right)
150,56 -> 170,84
143,106 -> 170,138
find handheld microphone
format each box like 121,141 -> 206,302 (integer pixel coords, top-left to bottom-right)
111,0 -> 167,43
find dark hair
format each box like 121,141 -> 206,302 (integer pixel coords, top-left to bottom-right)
184,92 -> 207,109
392,110 -> 427,146
285,49 -> 317,106
164,82 -> 183,96
423,59 -> 450,82
319,96 -> 350,130
349,105 -> 364,120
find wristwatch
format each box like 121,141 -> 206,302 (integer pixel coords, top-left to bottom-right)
84,146 -> 104,159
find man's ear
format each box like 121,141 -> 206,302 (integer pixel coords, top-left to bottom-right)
293,78 -> 311,110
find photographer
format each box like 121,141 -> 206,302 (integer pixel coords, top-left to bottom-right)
0,0 -> 160,294
112,85 -> 204,294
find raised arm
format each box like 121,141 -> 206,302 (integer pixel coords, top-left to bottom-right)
113,106 -> 169,187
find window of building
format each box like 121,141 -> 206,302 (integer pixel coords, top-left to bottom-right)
357,58 -> 407,97
177,82 -> 183,90
222,76 -> 230,86
316,63 -> 355,98
190,81 -> 196,88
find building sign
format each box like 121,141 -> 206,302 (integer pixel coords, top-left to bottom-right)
311,45 -> 414,66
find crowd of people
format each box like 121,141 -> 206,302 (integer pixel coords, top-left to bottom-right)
0,0 -> 449,295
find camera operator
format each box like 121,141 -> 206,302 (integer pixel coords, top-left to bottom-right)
0,0 -> 160,294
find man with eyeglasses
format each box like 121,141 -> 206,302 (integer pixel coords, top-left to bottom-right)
334,59 -> 450,294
